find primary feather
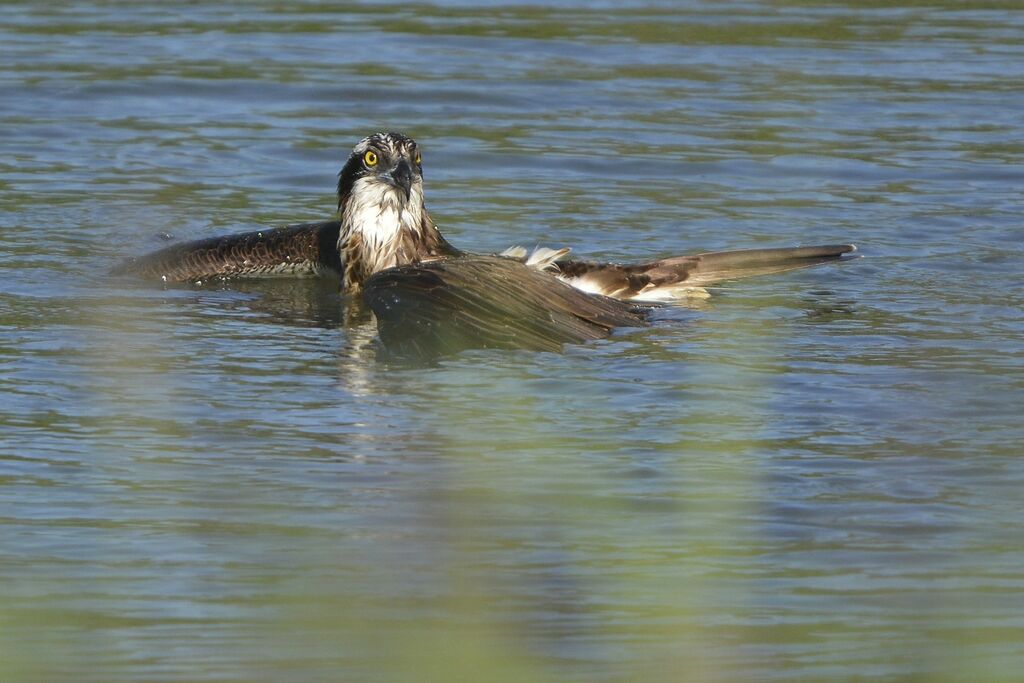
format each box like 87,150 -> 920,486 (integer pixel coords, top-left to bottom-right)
554,244 -> 857,301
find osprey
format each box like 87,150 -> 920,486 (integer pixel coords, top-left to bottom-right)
115,132 -> 855,357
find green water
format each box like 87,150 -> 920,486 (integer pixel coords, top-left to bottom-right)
2,2 -> 1023,680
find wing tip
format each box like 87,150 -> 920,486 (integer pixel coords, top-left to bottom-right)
801,243 -> 858,258
810,243 -> 856,255
838,243 -> 859,259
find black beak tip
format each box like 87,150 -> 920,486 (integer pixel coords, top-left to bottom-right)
391,159 -> 414,199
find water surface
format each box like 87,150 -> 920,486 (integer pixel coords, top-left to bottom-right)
2,1 -> 1023,680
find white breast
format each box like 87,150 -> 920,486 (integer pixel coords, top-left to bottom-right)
340,177 -> 425,274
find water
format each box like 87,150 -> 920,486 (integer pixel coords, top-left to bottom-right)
2,1 -> 1023,680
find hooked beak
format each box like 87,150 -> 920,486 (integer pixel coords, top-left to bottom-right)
386,158 -> 415,200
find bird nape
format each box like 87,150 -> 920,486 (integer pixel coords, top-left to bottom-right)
112,131 -> 857,360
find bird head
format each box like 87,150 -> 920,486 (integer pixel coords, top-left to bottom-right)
337,131 -> 424,211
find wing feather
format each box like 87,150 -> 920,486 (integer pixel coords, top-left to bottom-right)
111,221 -> 343,283
363,255 -> 649,359
557,244 -> 856,300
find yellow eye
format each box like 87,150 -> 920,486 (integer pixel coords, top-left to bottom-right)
363,150 -> 378,167
415,152 -> 422,165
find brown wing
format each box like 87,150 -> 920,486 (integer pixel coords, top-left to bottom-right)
557,244 -> 857,300
363,255 -> 649,360
111,221 -> 343,283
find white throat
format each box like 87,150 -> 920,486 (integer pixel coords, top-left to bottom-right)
339,176 -> 425,277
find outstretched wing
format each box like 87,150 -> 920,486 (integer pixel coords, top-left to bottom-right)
363,255 -> 649,360
111,221 -> 343,283
556,244 -> 857,301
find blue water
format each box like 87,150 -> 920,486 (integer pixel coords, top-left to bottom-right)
2,2 -> 1023,680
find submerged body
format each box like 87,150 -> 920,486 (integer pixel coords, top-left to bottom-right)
114,132 -> 855,356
